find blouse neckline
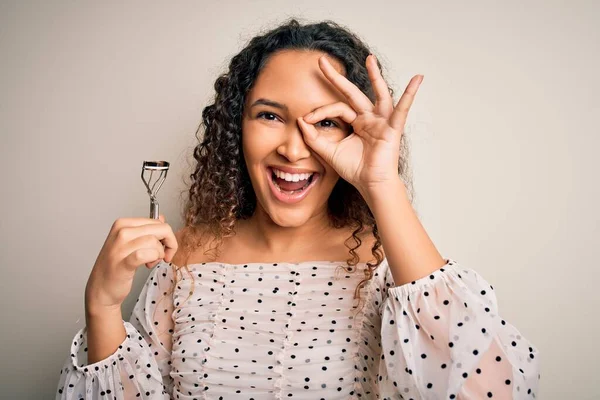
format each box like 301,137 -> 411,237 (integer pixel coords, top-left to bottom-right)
168,258 -> 384,269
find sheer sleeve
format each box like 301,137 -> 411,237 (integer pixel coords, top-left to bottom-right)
56,261 -> 175,399
377,259 -> 541,399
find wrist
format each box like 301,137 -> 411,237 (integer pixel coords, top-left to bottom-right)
359,178 -> 408,207
84,306 -> 127,364
84,280 -> 124,319
85,295 -> 123,320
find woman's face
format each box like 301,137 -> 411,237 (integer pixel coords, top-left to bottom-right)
242,50 -> 352,228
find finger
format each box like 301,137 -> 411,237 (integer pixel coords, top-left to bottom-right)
162,238 -> 178,264
146,231 -> 168,269
124,247 -> 164,270
303,101 -> 358,126
318,55 -> 374,113
123,235 -> 166,269
146,260 -> 160,269
122,234 -> 164,259
114,223 -> 178,257
390,75 -> 423,132
367,55 -> 394,118
110,217 -> 164,235
297,117 -> 341,166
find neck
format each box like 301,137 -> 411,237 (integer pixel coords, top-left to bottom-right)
242,204 -> 335,255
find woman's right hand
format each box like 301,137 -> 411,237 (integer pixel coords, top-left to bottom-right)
84,214 -> 178,316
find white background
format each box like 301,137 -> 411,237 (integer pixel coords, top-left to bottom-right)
1,0 -> 598,398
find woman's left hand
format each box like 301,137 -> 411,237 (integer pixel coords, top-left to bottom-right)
297,54 -> 423,197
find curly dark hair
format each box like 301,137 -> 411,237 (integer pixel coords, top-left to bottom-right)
173,17 -> 414,308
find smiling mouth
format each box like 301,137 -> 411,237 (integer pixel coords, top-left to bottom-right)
270,169 -> 315,194
266,167 -> 320,204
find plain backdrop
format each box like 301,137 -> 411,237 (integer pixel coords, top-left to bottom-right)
1,0 -> 598,398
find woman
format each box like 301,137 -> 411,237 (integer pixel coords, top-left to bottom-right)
57,19 -> 540,399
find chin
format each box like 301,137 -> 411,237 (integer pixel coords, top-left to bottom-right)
263,205 -> 316,228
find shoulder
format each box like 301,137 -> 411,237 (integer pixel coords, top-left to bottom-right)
171,229 -> 186,264
171,225 -> 219,266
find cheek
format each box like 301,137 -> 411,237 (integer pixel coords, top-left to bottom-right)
242,125 -> 281,163
241,129 -> 264,164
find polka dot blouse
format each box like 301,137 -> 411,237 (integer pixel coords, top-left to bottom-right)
57,258 -> 540,399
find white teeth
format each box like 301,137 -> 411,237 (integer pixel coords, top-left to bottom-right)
272,168 -> 313,182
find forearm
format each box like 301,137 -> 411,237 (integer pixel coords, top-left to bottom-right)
85,304 -> 127,364
363,178 -> 446,286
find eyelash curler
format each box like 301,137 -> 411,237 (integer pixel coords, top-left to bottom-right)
141,161 -> 170,219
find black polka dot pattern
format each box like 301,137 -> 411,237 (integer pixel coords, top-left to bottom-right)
379,260 -> 540,399
56,258 -> 540,399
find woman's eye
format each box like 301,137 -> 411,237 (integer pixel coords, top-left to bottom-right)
257,112 -> 279,121
316,119 -> 339,129
256,112 -> 338,129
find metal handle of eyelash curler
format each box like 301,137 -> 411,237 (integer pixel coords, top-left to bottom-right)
149,197 -> 160,219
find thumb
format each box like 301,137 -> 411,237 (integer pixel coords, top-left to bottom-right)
297,117 -> 338,165
158,213 -> 165,223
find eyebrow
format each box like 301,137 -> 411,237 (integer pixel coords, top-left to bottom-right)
250,98 -> 289,111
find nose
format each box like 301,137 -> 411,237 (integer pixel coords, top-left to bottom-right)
276,123 -> 311,163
